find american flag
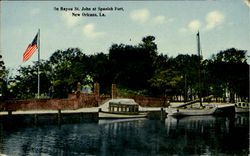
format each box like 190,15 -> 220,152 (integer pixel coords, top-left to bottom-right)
23,33 -> 38,62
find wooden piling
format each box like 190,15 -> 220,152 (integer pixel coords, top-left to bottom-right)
8,111 -> 12,120
8,110 -> 12,116
58,109 -> 62,125
34,114 -> 38,124
160,107 -> 165,120
58,109 -> 61,119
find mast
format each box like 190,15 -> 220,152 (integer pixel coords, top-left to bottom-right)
197,31 -> 202,106
184,74 -> 187,102
38,29 -> 40,99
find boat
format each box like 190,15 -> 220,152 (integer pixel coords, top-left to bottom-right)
166,32 -> 218,116
166,102 -> 218,116
98,98 -> 147,119
235,102 -> 249,113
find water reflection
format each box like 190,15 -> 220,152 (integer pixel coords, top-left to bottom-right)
164,115 -> 249,155
0,114 -> 248,156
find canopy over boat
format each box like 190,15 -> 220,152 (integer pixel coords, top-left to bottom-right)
109,98 -> 139,106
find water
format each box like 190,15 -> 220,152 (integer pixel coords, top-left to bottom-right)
0,114 -> 248,156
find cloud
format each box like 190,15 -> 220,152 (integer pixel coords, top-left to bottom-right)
153,15 -> 165,24
61,12 -> 81,28
180,11 -> 225,33
205,11 -> 225,30
152,16 -> 175,25
83,24 -> 104,38
188,20 -> 202,32
30,8 -> 40,16
130,9 -> 150,23
244,0 -> 250,7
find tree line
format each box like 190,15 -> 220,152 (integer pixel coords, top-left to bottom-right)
0,36 -> 248,102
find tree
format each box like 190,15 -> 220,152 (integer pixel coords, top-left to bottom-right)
88,53 -> 112,94
9,60 -> 51,99
169,54 -> 200,101
0,55 -> 7,100
149,68 -> 182,105
7,48 -> 93,99
139,36 -> 158,61
49,48 -> 90,98
109,36 -> 158,93
208,48 -> 248,102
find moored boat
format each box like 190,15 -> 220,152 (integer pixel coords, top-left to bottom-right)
166,105 -> 218,116
166,32 -> 218,117
98,98 -> 147,119
235,102 -> 249,113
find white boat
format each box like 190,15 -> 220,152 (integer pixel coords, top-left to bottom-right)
166,32 -> 218,117
98,98 -> 147,119
235,102 -> 249,113
166,106 -> 218,116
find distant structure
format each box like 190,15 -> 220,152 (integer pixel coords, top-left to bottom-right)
76,82 -> 93,94
81,86 -> 92,93
77,82 -> 81,92
112,84 -> 117,99
93,83 -> 100,96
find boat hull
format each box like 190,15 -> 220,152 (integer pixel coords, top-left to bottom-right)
166,107 -> 218,116
234,102 -> 249,113
235,107 -> 249,113
99,111 -> 147,119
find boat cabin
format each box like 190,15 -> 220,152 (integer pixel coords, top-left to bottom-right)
108,99 -> 139,115
236,102 -> 249,108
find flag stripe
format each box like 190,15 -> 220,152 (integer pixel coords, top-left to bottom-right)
23,47 -> 36,61
23,45 -> 32,58
23,44 -> 37,62
24,47 -> 36,60
23,46 -> 36,61
24,44 -> 36,59
23,33 -> 38,62
23,45 -> 36,60
23,44 -> 36,58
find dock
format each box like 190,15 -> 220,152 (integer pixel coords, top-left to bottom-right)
0,108 -> 99,125
0,106 -> 166,125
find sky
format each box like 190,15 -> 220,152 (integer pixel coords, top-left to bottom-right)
1,0 -> 249,74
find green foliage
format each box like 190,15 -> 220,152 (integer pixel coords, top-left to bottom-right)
49,48 -> 90,98
170,54 -> 200,99
109,36 -> 157,91
9,60 -> 51,99
4,36 -> 248,102
88,53 -> 112,94
149,69 -> 182,97
0,55 -> 7,100
213,48 -> 247,63
208,48 -> 248,102
117,88 -> 149,96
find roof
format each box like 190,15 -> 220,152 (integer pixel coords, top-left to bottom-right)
108,98 -> 138,106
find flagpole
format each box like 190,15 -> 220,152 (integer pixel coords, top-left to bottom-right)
38,29 -> 40,99
197,31 -> 202,107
